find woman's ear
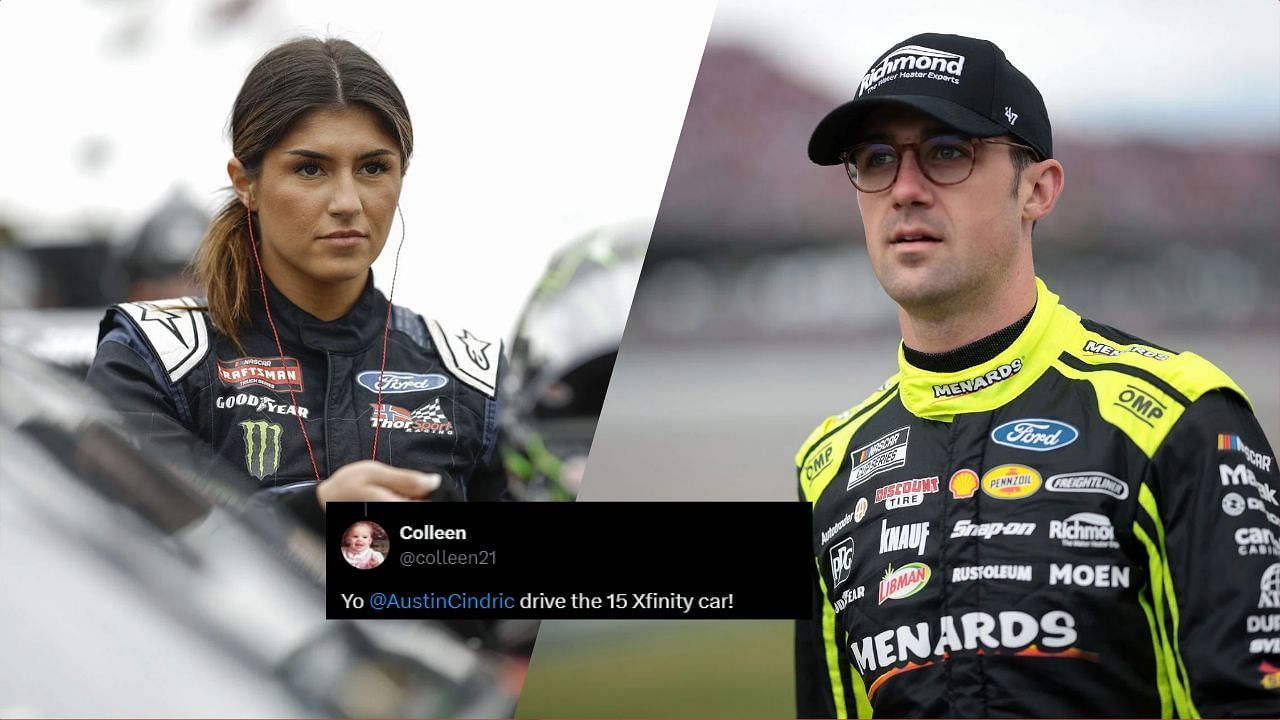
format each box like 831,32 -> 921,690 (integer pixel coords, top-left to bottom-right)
227,158 -> 254,209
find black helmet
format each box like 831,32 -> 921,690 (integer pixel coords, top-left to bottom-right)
501,221 -> 649,500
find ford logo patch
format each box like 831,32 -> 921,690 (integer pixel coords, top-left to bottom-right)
357,371 -> 449,394
990,418 -> 1079,452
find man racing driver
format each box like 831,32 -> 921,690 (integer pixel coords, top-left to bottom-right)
795,32 -> 1280,718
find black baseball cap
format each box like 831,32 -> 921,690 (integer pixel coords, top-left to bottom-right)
808,33 -> 1052,165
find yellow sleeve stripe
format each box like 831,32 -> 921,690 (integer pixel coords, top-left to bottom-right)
1136,483 -> 1201,719
799,386 -> 899,505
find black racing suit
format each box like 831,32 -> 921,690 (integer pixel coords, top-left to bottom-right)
86,274 -> 507,531
795,279 -> 1280,718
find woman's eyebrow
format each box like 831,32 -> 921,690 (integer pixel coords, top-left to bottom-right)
283,148 -> 396,160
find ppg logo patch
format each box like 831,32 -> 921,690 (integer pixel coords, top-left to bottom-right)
830,537 -> 855,588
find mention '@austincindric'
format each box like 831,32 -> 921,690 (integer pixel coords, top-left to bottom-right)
325,502 -> 812,620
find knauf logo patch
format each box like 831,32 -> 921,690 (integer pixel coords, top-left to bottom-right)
859,45 -> 966,97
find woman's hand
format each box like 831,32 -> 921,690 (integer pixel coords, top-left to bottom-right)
316,460 -> 442,509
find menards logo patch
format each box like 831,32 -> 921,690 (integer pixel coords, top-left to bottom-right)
933,359 -> 1022,399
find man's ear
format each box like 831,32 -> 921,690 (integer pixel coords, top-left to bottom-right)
1022,158 -> 1065,223
228,158 -> 254,209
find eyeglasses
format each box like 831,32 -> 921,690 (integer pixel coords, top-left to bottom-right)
839,135 -> 1039,193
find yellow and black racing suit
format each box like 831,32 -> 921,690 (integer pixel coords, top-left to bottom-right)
795,279 -> 1280,718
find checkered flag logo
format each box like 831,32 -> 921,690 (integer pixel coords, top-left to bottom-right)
411,398 -> 449,424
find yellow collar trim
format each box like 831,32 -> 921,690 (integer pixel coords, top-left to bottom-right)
898,279 -> 1072,420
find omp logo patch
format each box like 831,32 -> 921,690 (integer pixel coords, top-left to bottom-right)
847,427 -> 910,491
239,419 -> 282,480
1114,384 -> 1166,426
981,464 -> 1042,500
804,441 -> 836,486
859,45 -> 966,97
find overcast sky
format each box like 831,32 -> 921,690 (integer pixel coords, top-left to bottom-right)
713,0 -> 1280,144
0,0 -> 714,335
2,1 -> 1275,334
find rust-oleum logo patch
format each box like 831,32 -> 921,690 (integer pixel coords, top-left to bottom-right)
933,359 -> 1022,399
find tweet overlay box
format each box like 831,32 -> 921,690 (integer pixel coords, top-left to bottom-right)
327,502 -> 812,619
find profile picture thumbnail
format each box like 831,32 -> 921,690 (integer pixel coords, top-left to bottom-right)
342,520 -> 389,570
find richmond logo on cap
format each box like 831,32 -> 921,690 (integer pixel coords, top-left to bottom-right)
859,45 -> 966,97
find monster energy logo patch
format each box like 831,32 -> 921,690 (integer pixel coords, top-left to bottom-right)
240,419 -> 282,480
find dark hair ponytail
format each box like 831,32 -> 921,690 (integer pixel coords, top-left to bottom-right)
190,37 -> 413,348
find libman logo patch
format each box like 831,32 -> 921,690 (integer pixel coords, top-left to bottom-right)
981,464 -> 1042,500
859,45 -> 966,97
933,359 -> 1022,399
878,562 -> 931,604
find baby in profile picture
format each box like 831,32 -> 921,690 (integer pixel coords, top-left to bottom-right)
342,520 -> 388,570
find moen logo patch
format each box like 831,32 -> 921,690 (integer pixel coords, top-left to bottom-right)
949,469 -> 980,499
847,427 -> 910,491
218,356 -> 303,393
933,359 -> 1022,399
878,562 -> 930,604
990,419 -> 1078,452
357,371 -> 448,394
859,45 -> 966,97
981,464 -> 1042,500
239,419 -> 282,480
